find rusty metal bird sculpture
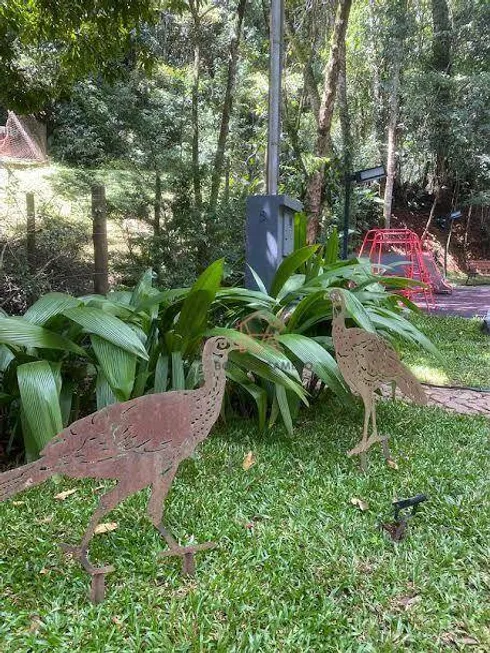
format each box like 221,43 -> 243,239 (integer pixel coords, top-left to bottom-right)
0,336 -> 236,601
329,289 -> 426,471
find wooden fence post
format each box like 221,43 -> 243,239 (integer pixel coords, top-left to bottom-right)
92,184 -> 109,295
26,192 -> 36,272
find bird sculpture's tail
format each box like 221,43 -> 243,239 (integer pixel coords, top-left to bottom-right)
394,367 -> 427,405
0,461 -> 50,502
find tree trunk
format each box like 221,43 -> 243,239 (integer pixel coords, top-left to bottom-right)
92,184 -> 109,295
368,0 -> 384,158
431,0 -> 452,209
190,4 -> 202,214
209,0 -> 246,212
422,187 -> 440,240
26,192 -> 36,272
305,0 -> 352,244
285,14 -> 320,122
154,172 -> 162,236
338,36 -> 353,250
383,57 -> 401,228
463,204 -> 472,257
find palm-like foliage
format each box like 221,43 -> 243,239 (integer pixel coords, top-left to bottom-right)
0,234 -> 437,460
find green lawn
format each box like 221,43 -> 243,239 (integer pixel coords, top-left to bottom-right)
1,399 -> 489,651
402,313 -> 490,388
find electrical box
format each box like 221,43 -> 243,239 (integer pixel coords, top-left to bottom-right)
245,195 -> 303,292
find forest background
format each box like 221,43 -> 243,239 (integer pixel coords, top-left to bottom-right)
0,0 -> 489,311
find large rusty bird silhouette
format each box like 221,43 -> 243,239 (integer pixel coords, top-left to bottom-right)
0,336 -> 235,574
330,290 -> 426,471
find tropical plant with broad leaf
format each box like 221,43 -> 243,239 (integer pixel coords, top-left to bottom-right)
0,233 -> 437,460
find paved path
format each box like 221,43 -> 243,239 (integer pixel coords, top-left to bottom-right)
416,285 -> 490,318
383,384 -> 490,418
421,384 -> 490,417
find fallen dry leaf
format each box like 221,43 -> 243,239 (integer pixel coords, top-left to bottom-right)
35,515 -> 53,525
387,459 -> 399,470
12,500 -> 25,506
112,616 -> 124,628
94,522 -> 118,535
39,568 -> 50,575
242,451 -> 256,471
54,488 -> 77,501
28,615 -> 43,633
350,497 -> 369,511
392,594 -> 421,611
440,631 -> 479,647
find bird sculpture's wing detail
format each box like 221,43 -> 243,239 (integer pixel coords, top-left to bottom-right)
336,328 -> 400,389
41,392 -> 192,468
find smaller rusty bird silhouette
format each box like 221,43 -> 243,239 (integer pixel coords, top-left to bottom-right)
329,290 -> 426,471
0,336 -> 235,596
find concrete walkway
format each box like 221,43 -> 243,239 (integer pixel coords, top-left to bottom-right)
418,285 -> 490,318
421,384 -> 490,417
383,384 -> 490,418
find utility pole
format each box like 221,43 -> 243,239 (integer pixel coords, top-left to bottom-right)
266,0 -> 283,195
245,0 -> 302,291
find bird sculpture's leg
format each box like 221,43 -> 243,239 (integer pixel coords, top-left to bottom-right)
347,396 -> 371,472
61,482 -> 129,574
149,467 -> 216,576
371,401 -> 391,461
147,466 -> 178,547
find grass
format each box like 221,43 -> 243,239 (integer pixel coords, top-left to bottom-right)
0,399 -> 489,651
402,313 -> 490,388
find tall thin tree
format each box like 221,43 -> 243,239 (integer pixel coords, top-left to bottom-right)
209,0 -> 247,212
305,0 -> 352,244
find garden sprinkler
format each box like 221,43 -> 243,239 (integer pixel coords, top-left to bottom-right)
381,494 -> 427,541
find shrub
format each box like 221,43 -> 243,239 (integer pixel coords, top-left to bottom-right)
0,237 -> 436,462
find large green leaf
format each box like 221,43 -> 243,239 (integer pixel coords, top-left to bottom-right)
96,371 -> 117,410
0,316 -> 85,355
154,354 -> 169,393
277,333 -> 351,402
275,384 -> 294,434
17,361 -> 63,457
285,290 -> 330,333
130,268 -> 154,307
63,307 -> 148,359
207,327 -> 302,381
216,287 -> 273,308
91,335 -> 136,401
225,362 -> 268,431
367,307 -> 442,359
270,246 -> 319,298
24,292 -> 80,325
229,351 -> 307,403
246,265 -> 269,295
136,288 -> 189,313
0,344 -> 15,372
276,274 -> 306,302
171,351 -> 186,390
175,259 -> 224,347
338,289 -> 377,333
323,227 -> 339,265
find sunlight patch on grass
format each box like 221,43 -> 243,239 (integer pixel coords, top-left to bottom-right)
407,364 -> 450,386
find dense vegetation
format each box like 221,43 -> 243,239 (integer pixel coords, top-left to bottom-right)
0,239 -> 438,463
1,0 -> 489,290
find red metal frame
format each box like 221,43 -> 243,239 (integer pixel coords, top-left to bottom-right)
359,229 -> 435,311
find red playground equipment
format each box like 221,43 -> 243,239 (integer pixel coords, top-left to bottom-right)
359,229 -> 435,310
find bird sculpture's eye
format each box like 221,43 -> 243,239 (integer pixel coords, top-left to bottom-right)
216,337 -> 229,351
